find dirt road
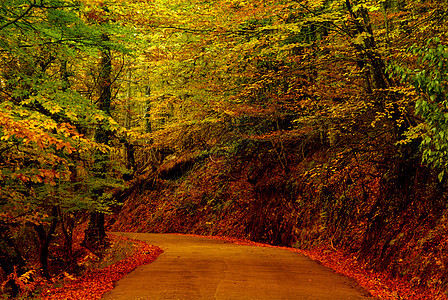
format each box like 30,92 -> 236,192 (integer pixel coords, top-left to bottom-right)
102,233 -> 374,300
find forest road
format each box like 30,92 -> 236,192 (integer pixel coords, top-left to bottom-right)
102,233 -> 374,300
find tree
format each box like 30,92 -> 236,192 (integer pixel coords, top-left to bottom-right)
82,33 -> 113,254
0,0 -> 129,291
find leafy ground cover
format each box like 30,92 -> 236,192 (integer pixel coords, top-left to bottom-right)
301,247 -> 447,300
38,233 -> 163,300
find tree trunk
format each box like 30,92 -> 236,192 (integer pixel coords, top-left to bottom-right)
145,85 -> 151,133
122,66 -> 136,181
0,225 -> 25,297
58,206 -> 75,259
346,0 -> 391,92
33,206 -> 58,279
345,0 -> 410,138
82,211 -> 108,257
82,33 -> 112,255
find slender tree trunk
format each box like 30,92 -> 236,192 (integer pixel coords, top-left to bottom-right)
82,211 -> 108,256
0,226 -> 25,297
145,85 -> 151,133
82,33 -> 112,255
58,206 -> 74,259
344,0 -> 412,141
345,1 -> 412,140
122,66 -> 136,181
125,67 -> 132,129
33,206 -> 58,279
346,0 -> 390,91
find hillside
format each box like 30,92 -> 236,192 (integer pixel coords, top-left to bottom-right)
108,126 -> 448,297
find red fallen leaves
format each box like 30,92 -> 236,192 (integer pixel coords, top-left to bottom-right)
40,234 -> 163,300
300,247 -> 448,300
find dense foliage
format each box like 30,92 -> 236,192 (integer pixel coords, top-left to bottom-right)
0,0 -> 132,296
1,0 -> 448,298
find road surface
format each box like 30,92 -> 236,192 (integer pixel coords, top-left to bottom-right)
102,233 -> 374,300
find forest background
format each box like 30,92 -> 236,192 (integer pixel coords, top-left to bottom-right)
1,0 -> 448,298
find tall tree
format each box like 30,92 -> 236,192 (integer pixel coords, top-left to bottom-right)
82,32 -> 113,254
0,0 -> 129,289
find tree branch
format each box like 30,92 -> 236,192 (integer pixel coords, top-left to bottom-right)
0,3 -> 35,31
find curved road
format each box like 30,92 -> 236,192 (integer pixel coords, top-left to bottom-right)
102,233 -> 374,300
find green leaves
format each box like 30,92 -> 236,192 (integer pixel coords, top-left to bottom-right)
391,39 -> 448,180
0,0 -> 132,230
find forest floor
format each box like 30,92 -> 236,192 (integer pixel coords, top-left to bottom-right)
39,233 -> 163,300
38,232 -> 447,300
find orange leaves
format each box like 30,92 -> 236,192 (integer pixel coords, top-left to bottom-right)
29,169 -> 60,185
222,103 -> 276,118
1,268 -> 42,299
301,246 -> 448,300
0,110 -> 76,154
13,172 -> 30,183
10,168 -> 61,185
41,234 -> 163,300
